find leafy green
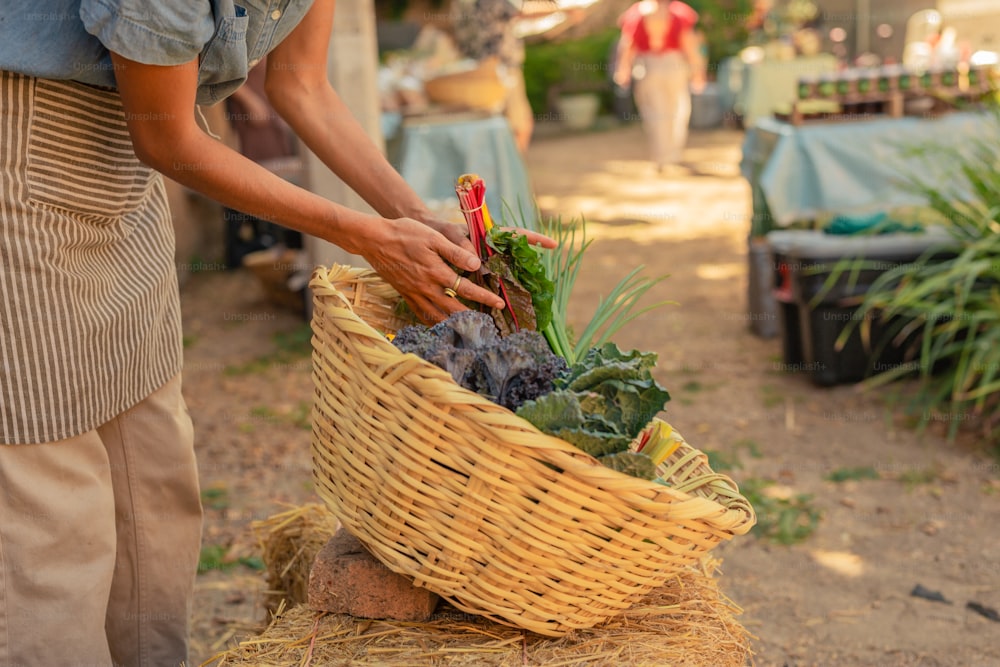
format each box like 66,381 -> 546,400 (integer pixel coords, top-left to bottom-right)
557,344 -> 670,436
555,427 -> 634,458
559,344 -> 658,391
596,377 -> 671,437
483,252 -> 537,335
502,211 -> 674,365
516,390 -> 633,457
514,389 -> 583,432
598,451 -> 657,480
393,311 -> 567,411
516,343 -> 671,463
488,230 -> 555,331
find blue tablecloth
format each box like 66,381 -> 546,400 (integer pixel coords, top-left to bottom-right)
741,111 -> 993,229
388,113 -> 535,224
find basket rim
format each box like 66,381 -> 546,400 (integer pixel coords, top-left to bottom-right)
310,264 -> 756,535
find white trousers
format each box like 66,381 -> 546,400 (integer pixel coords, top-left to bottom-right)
633,52 -> 692,168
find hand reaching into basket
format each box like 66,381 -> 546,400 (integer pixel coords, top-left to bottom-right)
357,216 -> 555,324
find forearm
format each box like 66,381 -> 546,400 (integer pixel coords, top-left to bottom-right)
147,126 -> 382,255
111,52 -> 387,255
110,35 -> 499,324
614,40 -> 635,86
268,77 -> 433,222
681,32 -> 706,79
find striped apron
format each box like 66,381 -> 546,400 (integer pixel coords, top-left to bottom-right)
0,70 -> 183,445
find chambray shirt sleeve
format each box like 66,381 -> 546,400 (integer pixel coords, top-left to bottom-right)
79,0 -> 215,66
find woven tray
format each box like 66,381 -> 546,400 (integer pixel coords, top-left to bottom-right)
309,265 -> 756,637
423,57 -> 507,113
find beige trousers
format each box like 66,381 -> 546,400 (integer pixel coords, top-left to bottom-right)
633,51 -> 692,168
0,374 -> 202,667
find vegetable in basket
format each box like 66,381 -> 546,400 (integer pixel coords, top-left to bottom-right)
392,311 -> 567,411
515,343 -> 671,479
455,174 -> 554,336
438,181 -> 679,481
500,204 -> 674,365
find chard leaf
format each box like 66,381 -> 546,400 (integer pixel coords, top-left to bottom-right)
484,255 -> 537,334
489,230 -> 555,331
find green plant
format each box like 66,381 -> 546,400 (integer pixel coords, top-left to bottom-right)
197,544 -> 264,574
527,215 -> 673,366
822,108 -> 1000,444
760,383 -> 785,408
523,29 -> 618,115
201,484 -> 230,510
704,449 -> 743,472
741,478 -> 821,545
825,466 -> 880,483
687,0 -> 754,72
224,323 -> 313,376
896,465 -> 943,490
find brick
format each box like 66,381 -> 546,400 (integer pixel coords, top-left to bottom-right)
307,528 -> 440,621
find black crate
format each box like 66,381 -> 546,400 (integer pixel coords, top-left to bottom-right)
799,306 -> 917,386
767,230 -> 818,368
766,228 -> 954,386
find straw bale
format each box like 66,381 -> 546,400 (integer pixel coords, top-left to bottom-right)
204,557 -> 753,667
250,503 -> 340,614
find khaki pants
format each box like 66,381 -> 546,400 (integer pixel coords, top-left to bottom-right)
0,374 -> 202,667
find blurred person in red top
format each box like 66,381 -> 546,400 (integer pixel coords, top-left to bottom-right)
614,0 -> 706,174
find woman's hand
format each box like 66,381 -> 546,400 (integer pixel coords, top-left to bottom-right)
417,214 -> 558,252
495,227 -> 558,249
418,216 -> 476,255
373,215 -> 558,323
358,218 -> 505,323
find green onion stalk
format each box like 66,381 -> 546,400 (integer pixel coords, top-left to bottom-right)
502,202 -> 674,366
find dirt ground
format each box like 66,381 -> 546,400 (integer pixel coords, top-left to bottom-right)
184,122 -> 1000,666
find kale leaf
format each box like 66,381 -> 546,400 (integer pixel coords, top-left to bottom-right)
516,342 -> 671,459
391,311 -> 565,411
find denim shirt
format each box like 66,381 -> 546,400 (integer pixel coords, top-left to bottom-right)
0,0 -> 314,105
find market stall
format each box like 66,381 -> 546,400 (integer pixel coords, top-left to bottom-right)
384,110 -> 535,222
740,86 -> 996,379
718,53 -> 838,127
376,23 -> 536,222
741,110 -> 991,229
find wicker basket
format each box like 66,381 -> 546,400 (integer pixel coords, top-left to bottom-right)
309,265 -> 756,637
423,57 -> 507,112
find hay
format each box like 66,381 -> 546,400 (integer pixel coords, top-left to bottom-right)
218,504 -> 754,666
250,503 -> 340,614
204,557 -> 753,667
